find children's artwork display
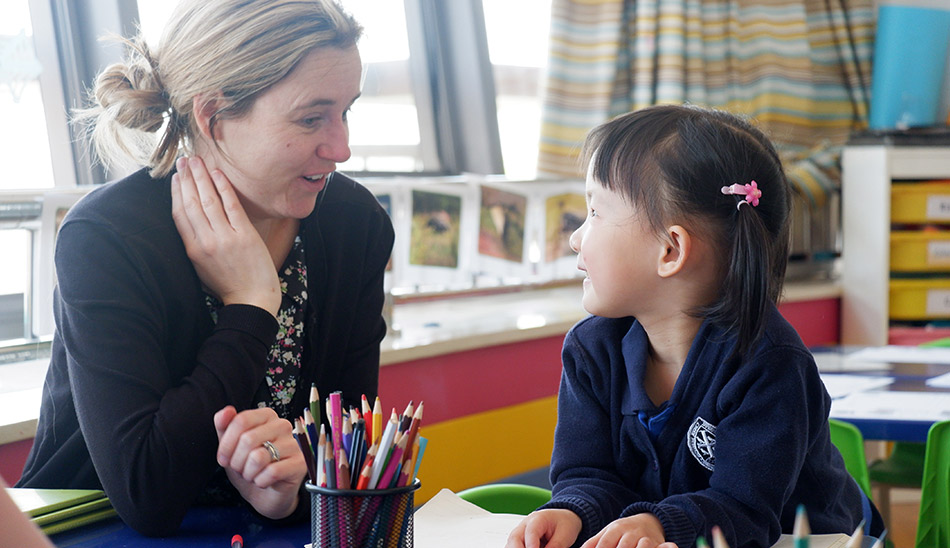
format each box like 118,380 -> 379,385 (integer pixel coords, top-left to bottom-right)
362,175 -> 584,294
478,186 -> 526,263
410,189 -> 462,268
545,192 -> 586,262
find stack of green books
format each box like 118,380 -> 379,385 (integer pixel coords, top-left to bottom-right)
7,488 -> 118,535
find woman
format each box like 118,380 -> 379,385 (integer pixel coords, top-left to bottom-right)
17,0 -> 394,537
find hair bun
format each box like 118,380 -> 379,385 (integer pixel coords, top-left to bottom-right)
93,50 -> 169,133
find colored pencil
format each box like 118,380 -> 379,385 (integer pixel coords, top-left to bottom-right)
316,425 -> 327,488
329,392 -> 345,489
293,419 -> 317,483
356,444 -> 378,490
361,395 -> 372,442
337,448 -> 351,490
844,526 -> 862,548
711,526 -> 730,548
400,402 -> 423,466
310,383 -> 320,428
793,505 -> 810,548
376,435 -> 407,490
372,396 -> 383,447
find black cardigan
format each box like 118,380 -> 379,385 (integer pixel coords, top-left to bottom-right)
17,168 -> 394,536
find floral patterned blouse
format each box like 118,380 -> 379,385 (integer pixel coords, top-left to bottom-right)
204,234 -> 307,420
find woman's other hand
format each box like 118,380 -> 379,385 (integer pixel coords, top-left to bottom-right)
171,156 -> 281,317
506,508 -> 583,548
213,406 -> 307,520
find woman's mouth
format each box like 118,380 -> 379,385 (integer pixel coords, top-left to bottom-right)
301,173 -> 328,191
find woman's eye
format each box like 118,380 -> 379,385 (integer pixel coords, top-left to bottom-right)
301,116 -> 321,127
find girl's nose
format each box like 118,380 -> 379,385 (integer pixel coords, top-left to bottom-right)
569,224 -> 583,253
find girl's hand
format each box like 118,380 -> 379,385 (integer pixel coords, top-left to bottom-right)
506,509 -> 583,548
214,406 -> 307,520
170,156 -> 281,317
580,513 -> 674,548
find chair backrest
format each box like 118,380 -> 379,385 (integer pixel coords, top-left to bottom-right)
456,483 -> 552,515
915,420 -> 950,548
828,418 -> 873,498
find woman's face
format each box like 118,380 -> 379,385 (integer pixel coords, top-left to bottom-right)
203,46 -> 362,223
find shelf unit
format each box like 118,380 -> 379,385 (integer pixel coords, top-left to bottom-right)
841,144 -> 950,345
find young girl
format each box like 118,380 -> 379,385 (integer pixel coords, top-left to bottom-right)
506,105 -> 882,548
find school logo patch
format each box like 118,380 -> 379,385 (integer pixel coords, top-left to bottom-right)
687,417 -> 717,471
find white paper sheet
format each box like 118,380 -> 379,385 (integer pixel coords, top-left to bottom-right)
414,489 -> 525,548
926,371 -> 950,388
411,489 -> 858,548
845,345 -> 950,365
811,351 -> 892,373
831,391 -> 950,421
819,374 -> 895,399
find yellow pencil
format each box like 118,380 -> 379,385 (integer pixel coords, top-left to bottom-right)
372,396 -> 383,447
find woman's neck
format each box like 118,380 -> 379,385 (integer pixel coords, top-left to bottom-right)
253,217 -> 301,270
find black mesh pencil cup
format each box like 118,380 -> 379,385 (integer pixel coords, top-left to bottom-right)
306,479 -> 421,548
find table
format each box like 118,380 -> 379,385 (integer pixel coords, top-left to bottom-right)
815,347 -> 950,442
51,505 -> 309,548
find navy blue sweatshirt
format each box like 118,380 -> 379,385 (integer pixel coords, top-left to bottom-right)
541,306 -> 882,548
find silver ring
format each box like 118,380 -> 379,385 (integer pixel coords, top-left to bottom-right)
262,440 -> 280,463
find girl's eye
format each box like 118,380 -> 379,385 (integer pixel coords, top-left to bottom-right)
589,208 -> 597,218
343,108 -> 351,122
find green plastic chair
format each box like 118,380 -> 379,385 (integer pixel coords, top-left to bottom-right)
914,420 -> 950,548
829,418 -> 873,498
869,339 -> 941,528
457,483 -> 552,515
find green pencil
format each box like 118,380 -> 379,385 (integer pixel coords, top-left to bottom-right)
310,383 -> 320,427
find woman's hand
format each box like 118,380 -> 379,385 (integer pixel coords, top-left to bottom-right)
170,156 -> 281,317
580,513 -> 677,548
506,508 -> 583,548
214,406 -> 307,520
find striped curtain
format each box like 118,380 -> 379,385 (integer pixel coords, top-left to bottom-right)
538,0 -> 874,207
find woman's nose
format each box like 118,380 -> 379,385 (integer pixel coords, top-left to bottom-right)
317,122 -> 351,163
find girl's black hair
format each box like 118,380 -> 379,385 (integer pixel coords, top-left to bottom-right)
582,104 -> 790,360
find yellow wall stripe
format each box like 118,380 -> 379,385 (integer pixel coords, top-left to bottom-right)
414,396 -> 558,504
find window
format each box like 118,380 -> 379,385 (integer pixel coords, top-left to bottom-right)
482,0 -> 551,180
138,0 -> 439,174
0,1 -> 56,191
1,0 -> 559,348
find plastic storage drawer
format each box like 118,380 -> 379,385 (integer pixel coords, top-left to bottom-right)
890,231 -> 950,272
891,181 -> 950,223
889,278 -> 950,320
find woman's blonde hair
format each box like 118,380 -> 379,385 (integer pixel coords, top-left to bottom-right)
75,0 -> 362,178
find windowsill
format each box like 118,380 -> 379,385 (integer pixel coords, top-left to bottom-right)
0,279 -> 841,446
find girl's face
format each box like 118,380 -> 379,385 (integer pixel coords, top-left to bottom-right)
201,46 -> 363,224
569,170 -> 663,319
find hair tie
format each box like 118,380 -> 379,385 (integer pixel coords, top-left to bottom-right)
721,181 -> 761,210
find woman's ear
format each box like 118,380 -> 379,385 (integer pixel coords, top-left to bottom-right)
192,93 -> 220,141
657,224 -> 691,278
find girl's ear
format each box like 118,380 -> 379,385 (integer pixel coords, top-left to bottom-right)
657,224 -> 691,278
192,93 -> 221,141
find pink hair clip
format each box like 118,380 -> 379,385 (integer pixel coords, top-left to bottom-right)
720,180 -> 761,209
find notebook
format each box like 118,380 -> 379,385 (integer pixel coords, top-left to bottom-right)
7,488 -> 118,534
